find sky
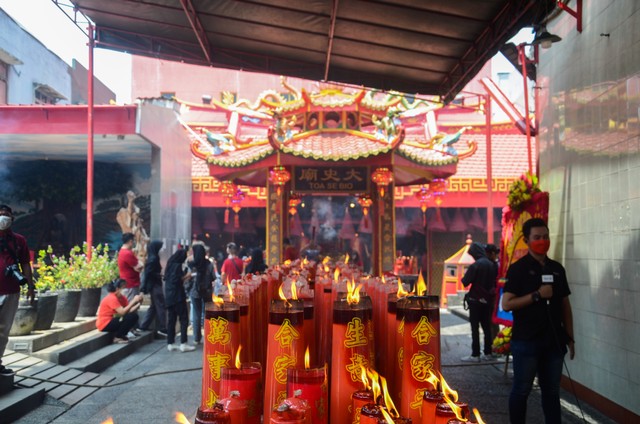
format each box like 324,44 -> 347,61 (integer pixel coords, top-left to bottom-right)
0,0 -> 132,103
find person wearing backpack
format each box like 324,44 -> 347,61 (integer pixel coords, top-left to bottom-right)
163,248 -> 195,352
138,240 -> 167,337
187,244 -> 214,345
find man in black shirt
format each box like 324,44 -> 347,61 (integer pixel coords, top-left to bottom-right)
502,218 -> 575,423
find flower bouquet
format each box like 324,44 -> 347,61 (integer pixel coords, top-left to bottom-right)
492,326 -> 512,355
507,172 -> 541,211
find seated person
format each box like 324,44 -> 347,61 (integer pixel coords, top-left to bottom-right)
96,278 -> 144,344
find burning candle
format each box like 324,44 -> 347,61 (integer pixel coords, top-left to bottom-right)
330,281 -> 373,424
264,297 -> 305,419
434,401 -> 469,424
400,295 -> 440,421
359,403 -> 383,424
421,389 -> 443,424
220,349 -> 262,424
286,350 -> 328,424
199,299 -> 240,417
195,402 -> 231,424
303,300 -> 316,366
352,390 -> 374,424
219,391 -> 248,424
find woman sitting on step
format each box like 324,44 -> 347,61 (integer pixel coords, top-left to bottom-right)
96,278 -> 144,344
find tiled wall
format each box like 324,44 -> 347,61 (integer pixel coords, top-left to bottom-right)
539,1 -> 640,414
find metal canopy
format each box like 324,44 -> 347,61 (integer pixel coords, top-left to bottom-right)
70,0 -> 554,103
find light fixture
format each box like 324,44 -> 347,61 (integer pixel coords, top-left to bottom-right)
531,26 -> 561,49
202,95 -> 212,104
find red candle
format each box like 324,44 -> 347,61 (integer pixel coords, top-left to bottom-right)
220,391 -> 248,424
330,296 -> 373,424
386,293 -> 398,401
377,416 -> 413,423
287,366 -> 328,424
351,389 -> 374,424
400,296 -> 440,421
220,362 -> 262,424
394,296 -> 408,405
303,300 -> 316,366
270,402 -> 307,424
264,299 -> 305,419
359,403 -> 383,424
200,301 -> 240,415
195,402 -> 231,424
434,401 -> 469,424
421,390 -> 443,424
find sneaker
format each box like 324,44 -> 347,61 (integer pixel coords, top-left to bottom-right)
127,331 -> 138,339
460,355 -> 481,363
132,329 -> 143,336
193,339 -> 202,345
0,365 -> 14,376
156,330 -> 168,337
179,343 -> 196,352
482,353 -> 503,362
167,344 -> 178,352
113,337 -> 129,344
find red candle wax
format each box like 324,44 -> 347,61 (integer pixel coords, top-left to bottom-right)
330,297 -> 373,424
395,297 -> 408,404
195,402 -> 231,424
287,366 -> 328,424
220,363 -> 262,424
351,389 -> 374,424
264,299 -> 305,420
200,302 -> 240,414
400,296 -> 440,422
434,401 -> 469,424
303,300 -> 316,365
220,391 -> 248,424
359,403 -> 383,424
386,293 -> 398,401
377,417 -> 413,423
421,389 -> 443,424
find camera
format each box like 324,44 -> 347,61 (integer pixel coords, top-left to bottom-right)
4,264 -> 27,285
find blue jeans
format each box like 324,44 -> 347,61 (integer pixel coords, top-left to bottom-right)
509,338 -> 566,423
190,296 -> 205,343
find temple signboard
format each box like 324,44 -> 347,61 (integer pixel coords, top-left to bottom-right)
292,166 -> 369,193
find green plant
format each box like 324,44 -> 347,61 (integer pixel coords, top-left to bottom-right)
34,243 -> 118,292
507,172 -> 541,211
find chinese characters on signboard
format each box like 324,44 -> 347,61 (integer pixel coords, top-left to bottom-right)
293,167 -> 369,193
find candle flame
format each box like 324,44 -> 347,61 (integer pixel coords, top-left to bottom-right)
101,419 -> 114,424
379,408 -> 395,424
291,281 -> 298,300
174,412 -> 191,424
305,346 -> 310,369
344,253 -> 350,264
359,365 -> 369,390
334,268 -> 340,283
444,396 -> 466,421
415,271 -> 427,296
324,265 -> 330,273
303,257 -> 309,266
426,369 -> 440,391
441,373 -> 459,402
284,259 -> 292,266
235,345 -> 242,369
397,279 -> 409,298
380,376 -> 399,418
322,256 -> 330,265
368,368 -> 381,401
381,274 -> 386,284
473,408 -> 486,424
212,294 -> 224,306
227,282 -> 235,302
278,283 -> 292,307
346,280 -> 362,304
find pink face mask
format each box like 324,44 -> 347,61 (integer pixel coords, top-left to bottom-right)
529,239 -> 550,255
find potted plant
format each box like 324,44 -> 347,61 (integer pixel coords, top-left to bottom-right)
9,286 -> 38,336
77,243 -> 119,316
34,246 -> 83,323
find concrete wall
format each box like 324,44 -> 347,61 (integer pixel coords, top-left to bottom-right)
539,0 -> 640,415
69,59 -> 117,105
137,100 -> 192,252
0,9 -> 71,104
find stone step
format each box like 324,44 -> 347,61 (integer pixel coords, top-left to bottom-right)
0,374 -> 14,396
31,330 -> 112,365
66,330 -> 154,373
7,317 -> 97,354
0,385 -> 45,422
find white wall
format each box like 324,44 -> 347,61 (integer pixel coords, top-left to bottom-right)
0,9 -> 71,104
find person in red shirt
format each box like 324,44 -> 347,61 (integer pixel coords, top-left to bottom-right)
0,204 -> 34,375
117,232 -> 143,302
220,242 -> 244,284
96,278 -> 144,344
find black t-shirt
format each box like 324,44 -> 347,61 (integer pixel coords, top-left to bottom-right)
504,253 -> 571,342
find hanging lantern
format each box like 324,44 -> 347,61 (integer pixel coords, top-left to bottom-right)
371,167 -> 393,197
268,166 -> 291,196
429,178 -> 447,206
288,194 -> 302,216
219,180 -> 237,224
356,194 -> 373,229
231,188 -> 245,228
415,186 -> 431,227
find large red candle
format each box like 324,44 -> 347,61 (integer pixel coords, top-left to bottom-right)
287,366 -> 328,424
330,296 -> 373,424
421,390 -> 443,424
351,389 -> 374,424
303,300 -> 316,366
220,362 -> 262,424
400,296 -> 440,421
385,293 -> 398,401
200,301 -> 240,415
434,401 -> 469,424
359,403 -> 383,424
219,391 -> 248,424
394,297 -> 408,404
195,402 -> 231,424
264,299 -> 305,419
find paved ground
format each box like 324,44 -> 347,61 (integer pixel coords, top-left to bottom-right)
12,309 -> 614,424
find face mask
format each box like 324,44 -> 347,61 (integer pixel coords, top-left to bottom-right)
529,239 -> 550,255
0,216 -> 11,231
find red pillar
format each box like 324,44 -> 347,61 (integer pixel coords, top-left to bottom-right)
485,94 -> 493,244
86,24 -> 95,259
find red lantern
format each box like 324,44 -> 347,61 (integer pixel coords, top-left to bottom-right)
220,181 -> 237,224
371,167 -> 393,197
415,186 -> 431,226
429,178 -> 447,207
289,194 -> 302,216
357,195 -> 373,229
231,188 -> 245,228
269,166 -> 291,196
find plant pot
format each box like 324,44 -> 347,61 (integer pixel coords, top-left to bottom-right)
9,301 -> 38,336
33,292 -> 59,331
78,287 -> 102,317
53,289 -> 82,323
